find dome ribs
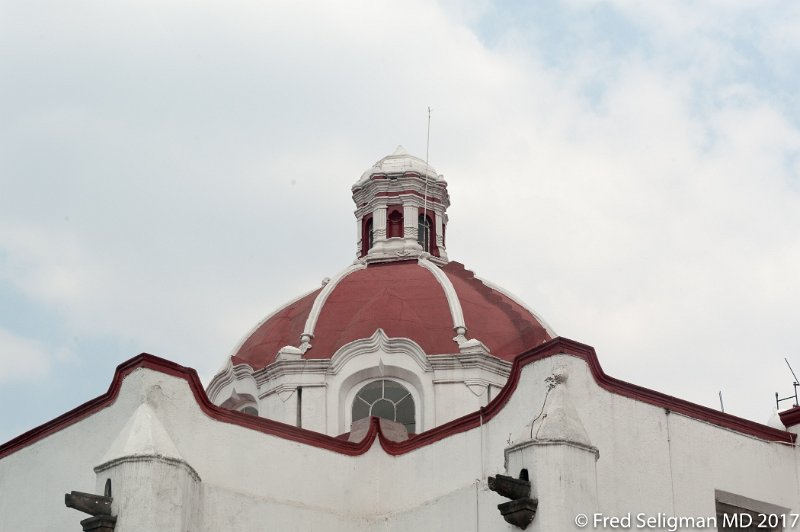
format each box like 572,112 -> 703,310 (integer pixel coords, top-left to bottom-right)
310,262 -> 456,357
231,260 -> 552,369
442,262 -> 550,358
232,289 -> 322,368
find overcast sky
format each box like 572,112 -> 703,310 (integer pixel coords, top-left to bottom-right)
1,0 -> 799,444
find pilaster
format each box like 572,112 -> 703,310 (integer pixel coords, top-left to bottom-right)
373,207 -> 387,241
404,204 -> 420,240
93,403 -> 201,532
503,374 -> 598,531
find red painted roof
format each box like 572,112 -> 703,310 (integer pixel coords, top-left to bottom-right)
311,261 -> 456,357
232,260 -> 553,369
232,289 -> 321,367
442,262 -> 551,357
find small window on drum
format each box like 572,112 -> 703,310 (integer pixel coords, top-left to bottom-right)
352,379 -> 415,433
240,406 -> 258,416
361,217 -> 374,257
417,213 -> 432,252
387,210 -> 403,238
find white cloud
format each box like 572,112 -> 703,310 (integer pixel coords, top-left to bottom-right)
0,0 -> 798,424
0,329 -> 52,382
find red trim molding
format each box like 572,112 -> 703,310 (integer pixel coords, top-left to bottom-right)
375,190 -> 441,204
0,338 -> 794,461
779,406 -> 800,428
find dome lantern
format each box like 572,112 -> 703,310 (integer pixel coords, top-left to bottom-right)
352,146 -> 450,264
208,148 -> 555,437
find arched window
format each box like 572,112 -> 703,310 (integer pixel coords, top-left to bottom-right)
361,216 -> 374,257
418,213 -> 432,252
352,379 -> 415,433
387,210 -> 403,238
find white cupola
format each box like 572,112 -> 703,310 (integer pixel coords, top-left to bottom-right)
351,146 -> 450,264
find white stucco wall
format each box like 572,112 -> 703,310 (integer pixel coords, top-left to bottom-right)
2,350 -> 799,531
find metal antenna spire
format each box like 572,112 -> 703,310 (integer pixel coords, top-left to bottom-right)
425,106 -> 431,165
422,107 -> 432,252
786,357 -> 799,385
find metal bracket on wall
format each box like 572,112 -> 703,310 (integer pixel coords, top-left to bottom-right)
64,478 -> 117,532
487,470 -> 538,529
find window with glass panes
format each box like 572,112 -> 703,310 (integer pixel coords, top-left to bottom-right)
352,379 -> 415,433
417,214 -> 431,252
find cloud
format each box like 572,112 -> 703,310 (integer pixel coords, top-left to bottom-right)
0,0 -> 797,427
0,328 -> 52,382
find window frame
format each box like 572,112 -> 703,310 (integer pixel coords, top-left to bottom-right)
361,215 -> 374,257
345,376 -> 421,434
386,208 -> 404,238
417,213 -> 431,252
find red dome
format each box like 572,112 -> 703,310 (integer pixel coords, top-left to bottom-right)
232,260 -> 553,369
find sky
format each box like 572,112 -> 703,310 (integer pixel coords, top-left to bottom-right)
1,0 -> 799,444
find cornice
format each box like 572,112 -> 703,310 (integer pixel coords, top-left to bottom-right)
328,329 -> 433,374
249,334 -> 510,385
352,179 -> 449,212
206,361 -> 235,401
428,352 -> 512,378
352,176 -> 448,198
432,377 -> 505,390
95,454 -> 202,483
259,382 -> 327,400
206,360 -> 257,402
354,196 -> 447,219
255,359 -> 331,386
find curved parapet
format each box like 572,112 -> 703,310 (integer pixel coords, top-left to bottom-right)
2,338 -> 794,463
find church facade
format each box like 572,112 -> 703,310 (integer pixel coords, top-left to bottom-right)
1,148 -> 799,531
